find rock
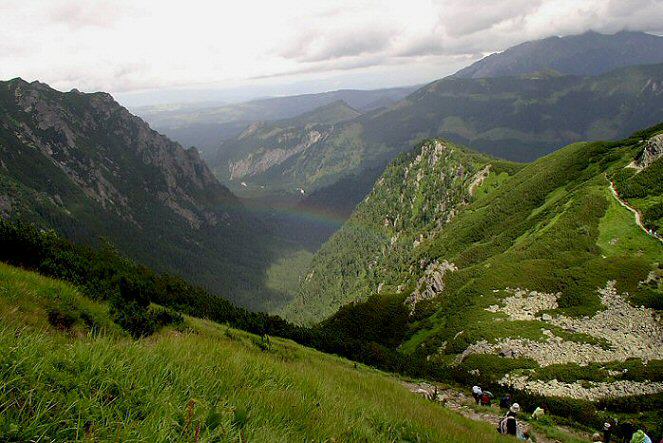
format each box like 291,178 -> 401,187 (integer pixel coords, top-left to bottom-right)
501,373 -> 663,400
465,281 -> 663,368
405,260 -> 457,313
636,133 -> 663,169
484,288 -> 559,320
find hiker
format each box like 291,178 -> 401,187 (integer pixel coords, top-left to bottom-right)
498,403 -> 520,436
481,390 -> 493,406
517,425 -> 533,442
471,385 -> 482,404
619,422 -> 636,442
499,393 -> 512,409
603,422 -> 612,443
531,406 -> 544,420
630,429 -> 653,443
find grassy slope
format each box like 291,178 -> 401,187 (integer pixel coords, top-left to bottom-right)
293,127 -> 662,363
285,141 -> 516,324
0,261 -> 510,442
403,134 -> 662,355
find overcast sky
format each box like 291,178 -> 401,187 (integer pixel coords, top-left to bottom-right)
3,0 -> 663,106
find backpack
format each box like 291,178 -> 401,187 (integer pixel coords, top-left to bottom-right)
497,416 -> 514,434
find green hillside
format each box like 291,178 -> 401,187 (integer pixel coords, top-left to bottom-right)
286,126 -> 663,432
0,260 -> 511,442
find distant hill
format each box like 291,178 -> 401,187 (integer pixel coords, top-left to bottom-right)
455,31 -> 663,79
276,100 -> 361,126
210,63 -> 663,208
210,100 -> 363,190
0,78 -> 281,309
135,86 -> 419,154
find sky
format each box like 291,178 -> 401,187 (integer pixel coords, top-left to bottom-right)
3,0 -> 663,106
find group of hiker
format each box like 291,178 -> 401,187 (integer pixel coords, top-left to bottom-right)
471,386 -> 657,442
591,421 -> 657,443
472,385 -> 532,440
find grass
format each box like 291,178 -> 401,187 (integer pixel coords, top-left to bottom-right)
0,261 -> 119,335
0,262 -> 512,442
597,187 -> 662,262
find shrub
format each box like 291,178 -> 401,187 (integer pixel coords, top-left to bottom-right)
46,307 -> 77,331
150,306 -> 184,328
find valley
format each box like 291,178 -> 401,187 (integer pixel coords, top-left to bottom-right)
2,18 -> 663,442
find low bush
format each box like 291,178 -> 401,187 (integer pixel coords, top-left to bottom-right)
46,307 -> 77,331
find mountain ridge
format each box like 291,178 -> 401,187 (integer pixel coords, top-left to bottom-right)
454,30 -> 663,79
282,125 -> 663,425
210,63 -> 663,208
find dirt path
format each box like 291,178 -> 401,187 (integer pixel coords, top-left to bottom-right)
403,381 -> 589,443
608,179 -> 663,243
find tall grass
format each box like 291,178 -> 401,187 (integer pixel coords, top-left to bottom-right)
0,263 -> 510,442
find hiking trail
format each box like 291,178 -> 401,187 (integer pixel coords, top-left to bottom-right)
608,178 -> 662,243
403,381 -> 590,443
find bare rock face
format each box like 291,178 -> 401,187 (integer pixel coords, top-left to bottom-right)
2,78 -> 234,229
228,129 -> 325,180
406,260 -> 457,313
636,133 -> 663,169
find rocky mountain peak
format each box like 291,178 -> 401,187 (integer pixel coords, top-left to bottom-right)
1,79 -> 235,229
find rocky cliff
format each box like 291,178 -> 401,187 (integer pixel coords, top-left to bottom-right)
0,78 -> 275,308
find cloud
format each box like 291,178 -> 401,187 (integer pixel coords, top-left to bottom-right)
279,27 -> 394,62
1,0 -> 662,99
47,0 -> 131,29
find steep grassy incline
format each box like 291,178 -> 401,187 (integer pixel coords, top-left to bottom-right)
291,126 -> 663,405
0,261 -> 509,442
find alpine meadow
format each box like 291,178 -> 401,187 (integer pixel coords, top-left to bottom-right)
1,2 -> 662,442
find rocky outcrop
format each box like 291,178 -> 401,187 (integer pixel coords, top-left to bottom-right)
3,78 -> 232,229
228,129 -> 324,180
0,194 -> 12,217
635,133 -> 663,169
406,260 -> 457,313
501,374 -> 663,400
468,165 -> 491,196
485,288 -> 559,320
463,282 -> 663,366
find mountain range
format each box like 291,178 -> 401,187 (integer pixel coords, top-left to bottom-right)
203,32 -> 663,220
287,123 -> 663,405
212,63 -> 663,218
135,85 -> 418,156
1,27 -> 663,441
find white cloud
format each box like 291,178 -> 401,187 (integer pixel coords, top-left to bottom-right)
2,0 -> 662,100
